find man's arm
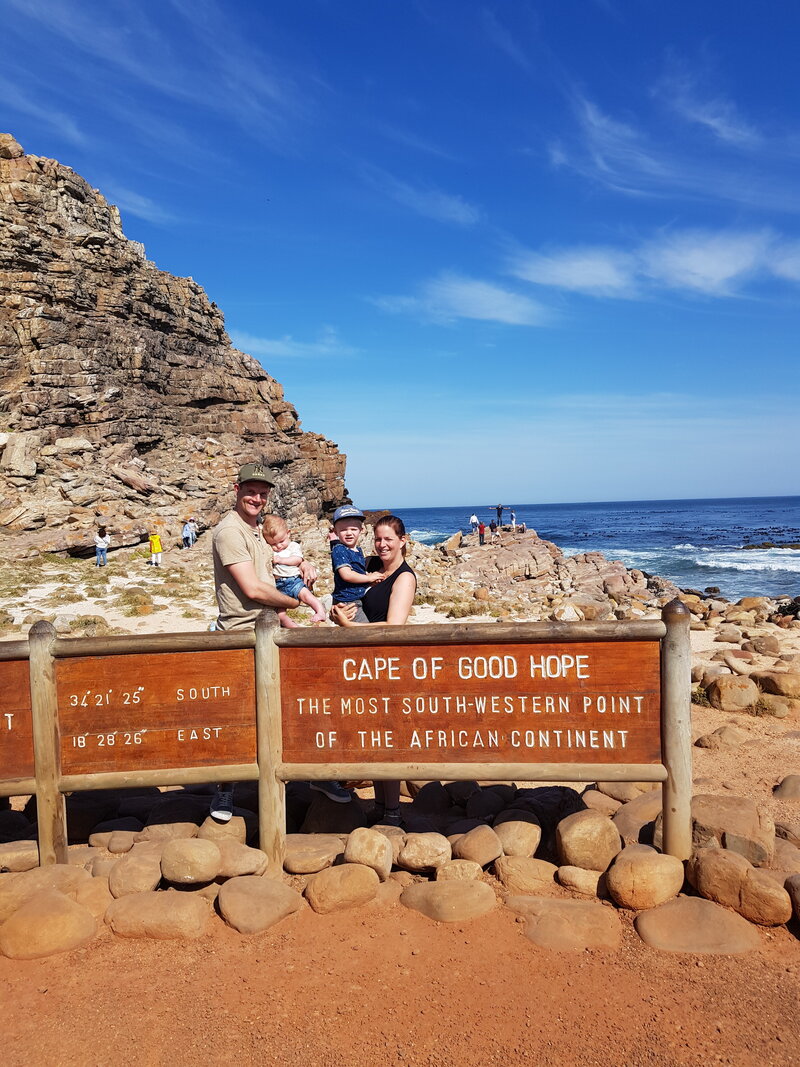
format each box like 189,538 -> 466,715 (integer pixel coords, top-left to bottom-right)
227,560 -> 299,609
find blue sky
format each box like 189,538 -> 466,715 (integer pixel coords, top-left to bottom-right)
3,0 -> 799,507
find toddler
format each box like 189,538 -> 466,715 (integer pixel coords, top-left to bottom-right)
262,515 -> 327,626
330,505 -> 383,623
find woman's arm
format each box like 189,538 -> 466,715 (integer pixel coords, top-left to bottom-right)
385,572 -> 416,624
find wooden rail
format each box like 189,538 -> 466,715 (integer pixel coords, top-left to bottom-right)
0,601 -> 693,867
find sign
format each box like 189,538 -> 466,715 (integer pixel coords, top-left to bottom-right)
0,660 -> 34,780
57,649 -> 256,774
280,640 -> 661,764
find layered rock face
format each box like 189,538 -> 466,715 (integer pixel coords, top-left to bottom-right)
0,134 -> 346,556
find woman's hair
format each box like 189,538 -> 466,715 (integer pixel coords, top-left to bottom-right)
374,514 -> 407,556
261,514 -> 288,540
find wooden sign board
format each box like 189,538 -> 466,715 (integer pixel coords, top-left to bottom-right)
57,649 -> 256,774
280,641 -> 661,765
0,660 -> 34,780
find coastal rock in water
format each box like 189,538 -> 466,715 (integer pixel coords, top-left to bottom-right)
0,137 -> 347,558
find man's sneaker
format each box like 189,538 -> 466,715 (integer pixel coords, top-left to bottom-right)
210,788 -> 234,822
310,780 -> 353,804
378,808 -> 403,827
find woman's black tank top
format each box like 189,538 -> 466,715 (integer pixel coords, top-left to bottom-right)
362,559 -> 416,623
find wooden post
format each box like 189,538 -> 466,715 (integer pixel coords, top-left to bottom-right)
28,620 -> 68,865
660,598 -> 693,860
254,611 -> 285,868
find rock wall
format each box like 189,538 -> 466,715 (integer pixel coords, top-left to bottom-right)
0,134 -> 347,556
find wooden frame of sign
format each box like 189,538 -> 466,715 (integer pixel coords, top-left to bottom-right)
0,600 -> 692,870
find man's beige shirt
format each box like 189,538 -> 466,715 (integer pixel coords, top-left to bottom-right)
212,510 -> 276,630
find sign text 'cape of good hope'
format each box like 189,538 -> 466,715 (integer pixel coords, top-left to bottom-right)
280,641 -> 661,764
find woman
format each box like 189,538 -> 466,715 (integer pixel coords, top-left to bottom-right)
331,515 -> 416,826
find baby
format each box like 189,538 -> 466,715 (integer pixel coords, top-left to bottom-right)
261,515 -> 327,627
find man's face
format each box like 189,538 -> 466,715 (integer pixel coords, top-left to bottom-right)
334,519 -> 364,547
235,480 -> 271,524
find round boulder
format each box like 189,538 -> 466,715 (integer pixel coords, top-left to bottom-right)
218,876 -> 303,934
397,832 -> 451,872
160,839 -> 222,884
634,896 -> 761,953
344,827 -> 394,880
400,880 -> 495,922
0,890 -> 97,959
556,809 -> 622,871
304,863 -> 379,914
452,825 -> 503,867
605,845 -> 685,910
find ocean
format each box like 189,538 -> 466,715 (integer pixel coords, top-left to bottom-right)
386,496 -> 800,602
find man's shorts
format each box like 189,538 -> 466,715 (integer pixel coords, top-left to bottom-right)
276,575 -> 306,599
333,598 -> 368,623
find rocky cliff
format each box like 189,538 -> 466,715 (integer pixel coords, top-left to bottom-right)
0,134 -> 347,557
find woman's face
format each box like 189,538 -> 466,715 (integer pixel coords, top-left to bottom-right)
374,524 -> 406,564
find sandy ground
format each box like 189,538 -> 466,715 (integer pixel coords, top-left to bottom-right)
2,539 -> 800,1065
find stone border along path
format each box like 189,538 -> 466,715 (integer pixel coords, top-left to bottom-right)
1,779 -> 799,959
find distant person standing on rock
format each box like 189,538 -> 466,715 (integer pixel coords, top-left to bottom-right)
489,519 -> 499,543
208,462 -> 314,822
94,526 -> 110,567
469,512 -> 479,533
182,519 -> 194,549
510,510 -> 516,532
478,521 -> 486,545
331,514 -> 416,827
148,530 -> 163,567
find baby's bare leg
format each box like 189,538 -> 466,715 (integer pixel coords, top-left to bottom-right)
277,610 -> 300,629
298,585 -> 327,622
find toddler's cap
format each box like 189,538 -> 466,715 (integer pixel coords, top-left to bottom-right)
333,505 -> 365,522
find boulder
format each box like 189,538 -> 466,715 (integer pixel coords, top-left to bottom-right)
107,831 -> 136,854
507,896 -> 621,951
216,841 -> 269,879
772,838 -> 800,875
493,856 -> 557,894
343,827 -> 394,880
492,818 -> 542,857
605,845 -> 685,910
556,866 -> 605,897
694,725 -> 750,750
634,896 -> 761,953
656,794 -> 775,867
687,847 -> 792,925
75,877 -> 114,922
283,834 -> 343,874
705,676 -> 759,711
580,790 -> 622,816
435,860 -> 483,882
397,833 -> 451,872
160,839 -> 222,884
752,671 -> 800,699
105,890 -> 211,939
556,810 -> 622,871
108,844 -> 163,898
400,880 -> 495,922
0,864 -> 91,922
218,876 -> 303,934
0,890 -> 97,959
0,840 -> 39,873
196,815 -> 249,845
452,825 -> 503,867
787,874 -> 800,920
304,864 -> 379,913
773,775 -> 800,800
612,789 -> 663,846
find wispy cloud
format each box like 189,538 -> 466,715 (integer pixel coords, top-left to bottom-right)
654,68 -> 760,147
373,122 -> 458,162
510,228 -> 797,299
103,183 -> 176,225
230,326 -> 359,360
362,166 -> 480,226
482,10 -> 533,73
374,273 -> 549,326
511,247 -> 636,296
0,75 -> 86,145
5,0 -> 310,150
553,91 -> 800,213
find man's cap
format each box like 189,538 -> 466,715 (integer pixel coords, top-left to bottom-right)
237,462 -> 277,487
332,505 -> 365,523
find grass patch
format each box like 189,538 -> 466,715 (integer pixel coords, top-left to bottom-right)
691,686 -> 711,707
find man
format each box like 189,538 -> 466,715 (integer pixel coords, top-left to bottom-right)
209,461 -> 314,819
469,512 -> 479,533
